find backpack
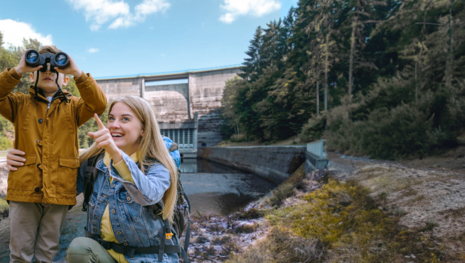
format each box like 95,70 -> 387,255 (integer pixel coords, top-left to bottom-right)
81,141 -> 191,263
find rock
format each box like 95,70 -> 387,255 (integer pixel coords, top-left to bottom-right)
337,193 -> 352,206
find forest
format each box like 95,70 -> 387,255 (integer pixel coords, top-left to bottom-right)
221,0 -> 465,159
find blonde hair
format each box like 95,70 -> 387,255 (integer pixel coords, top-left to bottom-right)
79,96 -> 178,221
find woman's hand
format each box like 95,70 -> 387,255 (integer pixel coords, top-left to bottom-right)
6,149 -> 26,171
88,113 -> 122,163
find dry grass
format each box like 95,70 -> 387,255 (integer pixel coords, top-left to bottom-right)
226,227 -> 325,263
230,179 -> 447,262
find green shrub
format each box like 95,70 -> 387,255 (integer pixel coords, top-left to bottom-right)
327,104 -> 436,159
266,183 -> 295,207
299,113 -> 327,143
229,133 -> 247,142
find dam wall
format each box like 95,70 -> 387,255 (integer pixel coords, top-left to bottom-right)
96,66 -> 242,151
197,146 -> 308,184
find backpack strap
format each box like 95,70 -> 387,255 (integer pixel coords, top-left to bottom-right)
150,200 -> 190,263
82,152 -> 104,212
84,228 -> 189,261
184,209 -> 191,252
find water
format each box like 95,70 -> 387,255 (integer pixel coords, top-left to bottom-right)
180,159 -> 277,215
0,159 -> 277,262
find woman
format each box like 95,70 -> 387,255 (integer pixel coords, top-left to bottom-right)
8,96 -> 182,263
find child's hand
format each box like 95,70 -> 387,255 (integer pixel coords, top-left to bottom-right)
6,149 -> 26,171
88,114 -> 122,161
14,50 -> 43,75
54,55 -> 82,79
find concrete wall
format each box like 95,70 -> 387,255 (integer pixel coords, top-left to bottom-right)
96,66 -> 242,149
197,146 -> 307,184
145,83 -> 189,122
189,68 -> 241,148
97,78 -> 141,102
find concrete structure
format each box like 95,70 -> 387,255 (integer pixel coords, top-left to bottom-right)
197,146 -> 308,184
95,65 -> 242,155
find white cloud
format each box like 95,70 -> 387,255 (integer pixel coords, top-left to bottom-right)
88,48 -> 99,53
219,0 -> 280,24
66,0 -> 169,31
0,19 -> 53,48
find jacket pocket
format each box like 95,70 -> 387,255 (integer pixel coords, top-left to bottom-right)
57,157 -> 80,193
9,155 -> 36,189
118,191 -> 142,221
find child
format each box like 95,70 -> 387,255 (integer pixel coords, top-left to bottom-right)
0,46 -> 107,262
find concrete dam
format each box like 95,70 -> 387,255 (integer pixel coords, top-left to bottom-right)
95,65 -> 243,156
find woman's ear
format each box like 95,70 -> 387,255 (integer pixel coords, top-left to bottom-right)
29,72 -> 35,82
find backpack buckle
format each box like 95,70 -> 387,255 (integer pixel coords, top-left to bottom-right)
165,233 -> 173,240
98,240 -> 112,250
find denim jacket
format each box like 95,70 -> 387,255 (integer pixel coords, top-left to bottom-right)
77,150 -> 179,263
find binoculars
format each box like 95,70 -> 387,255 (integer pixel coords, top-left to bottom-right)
25,50 -> 70,72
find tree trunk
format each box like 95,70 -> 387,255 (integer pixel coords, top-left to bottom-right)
325,32 -> 330,111
445,0 -> 453,89
316,81 -> 320,116
415,46 -> 423,102
348,16 -> 357,99
415,60 -> 418,101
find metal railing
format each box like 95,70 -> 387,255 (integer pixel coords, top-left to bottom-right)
307,140 -> 327,159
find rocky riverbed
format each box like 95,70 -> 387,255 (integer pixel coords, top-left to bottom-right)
183,149 -> 465,262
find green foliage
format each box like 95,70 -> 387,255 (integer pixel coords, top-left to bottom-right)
0,197 -> 8,213
299,113 -> 327,143
266,183 -> 295,207
221,0 -> 465,158
326,74 -> 465,158
327,103 -> 435,159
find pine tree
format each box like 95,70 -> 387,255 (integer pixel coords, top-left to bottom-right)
239,27 -> 263,81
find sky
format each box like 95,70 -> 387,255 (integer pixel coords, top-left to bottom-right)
0,0 -> 298,79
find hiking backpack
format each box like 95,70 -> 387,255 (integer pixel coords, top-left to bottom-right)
81,142 -> 191,263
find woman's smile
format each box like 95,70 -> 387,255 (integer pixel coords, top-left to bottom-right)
111,132 -> 124,139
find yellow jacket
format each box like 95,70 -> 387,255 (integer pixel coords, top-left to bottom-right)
0,67 -> 107,205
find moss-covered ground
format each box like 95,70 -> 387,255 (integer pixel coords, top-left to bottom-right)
226,169 -> 449,263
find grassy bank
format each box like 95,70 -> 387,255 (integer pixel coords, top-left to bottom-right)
226,167 -> 447,262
